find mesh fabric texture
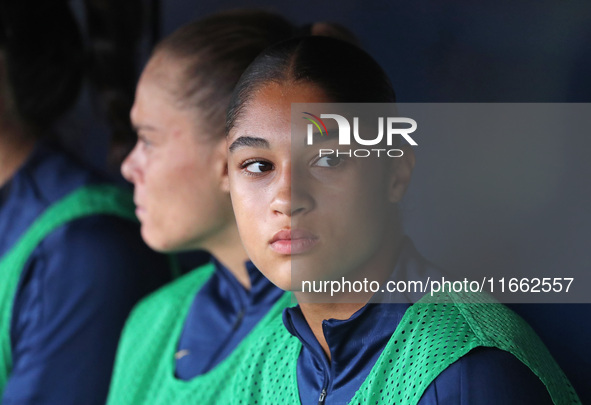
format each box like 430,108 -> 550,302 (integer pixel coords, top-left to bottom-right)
232,291 -> 581,405
107,263 -> 293,405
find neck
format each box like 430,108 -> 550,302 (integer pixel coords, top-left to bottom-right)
294,226 -> 404,361
202,221 -> 252,290
0,126 -> 36,187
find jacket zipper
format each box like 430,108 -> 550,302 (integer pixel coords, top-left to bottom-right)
318,388 -> 327,405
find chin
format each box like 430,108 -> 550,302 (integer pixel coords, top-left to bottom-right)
271,277 -> 292,292
141,226 -> 172,253
251,256 -> 292,291
271,264 -> 293,292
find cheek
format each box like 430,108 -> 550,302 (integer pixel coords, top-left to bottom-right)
229,169 -> 265,227
146,146 -> 202,194
306,175 -> 390,271
232,185 -> 266,240
141,154 -> 201,223
140,151 -> 171,189
333,187 -> 389,248
229,179 -> 288,282
334,169 -> 389,219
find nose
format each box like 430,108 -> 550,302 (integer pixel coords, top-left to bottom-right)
120,144 -> 142,184
270,163 -> 314,217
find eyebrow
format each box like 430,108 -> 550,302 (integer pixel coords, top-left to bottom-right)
228,136 -> 270,153
132,124 -> 157,132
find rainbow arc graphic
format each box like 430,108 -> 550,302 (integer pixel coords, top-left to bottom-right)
303,112 -> 328,136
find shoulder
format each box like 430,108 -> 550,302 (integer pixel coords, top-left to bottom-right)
422,346 -> 553,404
20,142 -> 108,205
111,264 -> 217,382
358,295 -> 562,404
11,214 -> 171,338
405,294 -> 570,404
0,143 -> 106,257
11,212 -> 171,341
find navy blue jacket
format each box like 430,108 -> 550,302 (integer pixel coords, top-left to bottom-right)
175,257 -> 284,379
0,142 -> 171,404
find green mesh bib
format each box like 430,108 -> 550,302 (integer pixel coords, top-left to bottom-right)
232,292 -> 581,405
0,185 -> 138,397
106,264 -> 293,405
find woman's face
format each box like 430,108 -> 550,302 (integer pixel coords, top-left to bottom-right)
122,53 -> 234,252
227,82 -> 413,293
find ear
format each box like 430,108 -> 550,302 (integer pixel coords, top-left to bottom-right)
388,146 -> 415,203
214,138 -> 230,193
220,162 -> 230,193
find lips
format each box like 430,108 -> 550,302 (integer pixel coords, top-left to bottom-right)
133,200 -> 146,219
135,206 -> 145,220
269,229 -> 319,255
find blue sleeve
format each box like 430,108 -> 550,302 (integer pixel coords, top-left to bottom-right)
418,347 -> 554,404
3,215 -> 171,405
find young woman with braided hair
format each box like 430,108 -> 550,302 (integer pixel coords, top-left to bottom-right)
225,36 -> 581,405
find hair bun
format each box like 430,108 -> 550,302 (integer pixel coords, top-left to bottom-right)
309,22 -> 359,45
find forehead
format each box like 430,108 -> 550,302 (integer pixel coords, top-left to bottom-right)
143,51 -> 185,90
131,53 -> 186,121
229,82 -> 331,139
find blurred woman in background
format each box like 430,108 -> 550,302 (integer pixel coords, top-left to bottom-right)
107,10 -> 297,405
0,2 -> 171,403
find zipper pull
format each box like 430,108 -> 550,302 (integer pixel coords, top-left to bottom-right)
318,388 -> 327,405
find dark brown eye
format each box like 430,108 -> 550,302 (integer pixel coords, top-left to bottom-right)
314,155 -> 343,167
245,161 -> 273,173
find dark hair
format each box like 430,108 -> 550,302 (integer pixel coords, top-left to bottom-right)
84,0 -> 143,165
0,0 -> 140,151
153,9 -> 296,138
226,36 -> 396,135
0,1 -> 84,132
